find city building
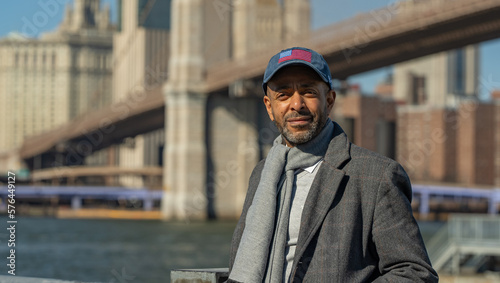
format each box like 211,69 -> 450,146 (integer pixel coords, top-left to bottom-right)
393,45 -> 479,106
0,0 -> 114,161
373,45 -> 500,187
334,87 -> 397,160
397,102 -> 500,187
110,0 -> 171,188
492,89 -> 500,101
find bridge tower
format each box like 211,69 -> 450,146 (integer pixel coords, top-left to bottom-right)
162,0 -> 313,220
162,0 -> 207,220
283,0 -> 310,42
232,0 -> 283,59
232,0 -> 311,58
232,0 -> 256,59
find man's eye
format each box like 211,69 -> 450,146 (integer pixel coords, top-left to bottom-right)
303,90 -> 318,96
276,93 -> 288,99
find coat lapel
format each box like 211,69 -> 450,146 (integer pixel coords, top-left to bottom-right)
292,122 -> 351,272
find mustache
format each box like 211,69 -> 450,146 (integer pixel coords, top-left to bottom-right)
284,111 -> 312,121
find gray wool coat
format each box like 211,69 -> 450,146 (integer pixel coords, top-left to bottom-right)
228,122 -> 439,282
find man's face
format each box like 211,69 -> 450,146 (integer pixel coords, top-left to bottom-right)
264,65 -> 335,147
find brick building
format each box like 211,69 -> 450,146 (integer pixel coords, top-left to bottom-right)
397,102 -> 500,186
333,89 -> 397,160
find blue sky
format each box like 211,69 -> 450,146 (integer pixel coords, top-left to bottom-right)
1,0 -> 499,98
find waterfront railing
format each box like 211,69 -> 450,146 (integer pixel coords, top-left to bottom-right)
427,213 -> 500,274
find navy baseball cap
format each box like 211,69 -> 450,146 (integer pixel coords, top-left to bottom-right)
262,47 -> 333,95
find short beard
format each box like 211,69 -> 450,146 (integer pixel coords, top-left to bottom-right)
274,106 -> 328,146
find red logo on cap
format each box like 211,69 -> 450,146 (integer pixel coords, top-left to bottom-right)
278,49 -> 312,63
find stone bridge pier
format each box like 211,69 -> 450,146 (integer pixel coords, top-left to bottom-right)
161,0 -> 276,220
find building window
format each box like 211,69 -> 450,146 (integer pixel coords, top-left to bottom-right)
448,48 -> 466,95
138,0 -> 171,30
117,0 -> 122,32
376,120 -> 396,159
52,53 -> 56,68
335,117 -> 355,144
410,74 -> 426,105
85,6 -> 96,26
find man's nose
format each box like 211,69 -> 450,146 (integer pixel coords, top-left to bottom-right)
290,92 -> 305,111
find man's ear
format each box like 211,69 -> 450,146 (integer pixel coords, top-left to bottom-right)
263,94 -> 275,121
326,90 -> 336,113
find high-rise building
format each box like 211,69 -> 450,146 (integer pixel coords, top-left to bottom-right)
392,44 -> 497,186
112,0 -> 171,187
112,0 -> 171,103
0,0 -> 114,154
393,45 -> 479,107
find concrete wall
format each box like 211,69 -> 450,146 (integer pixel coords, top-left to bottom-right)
207,93 -> 273,219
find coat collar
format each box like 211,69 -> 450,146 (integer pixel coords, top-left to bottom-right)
324,121 -> 351,169
291,121 -> 351,276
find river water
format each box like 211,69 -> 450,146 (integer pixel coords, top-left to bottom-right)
0,217 -> 443,282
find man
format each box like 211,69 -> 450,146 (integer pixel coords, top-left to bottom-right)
228,47 -> 438,282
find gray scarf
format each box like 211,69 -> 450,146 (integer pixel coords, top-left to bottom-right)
229,119 -> 334,283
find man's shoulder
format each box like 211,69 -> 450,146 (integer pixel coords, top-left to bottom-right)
342,143 -> 405,177
350,143 -> 397,165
